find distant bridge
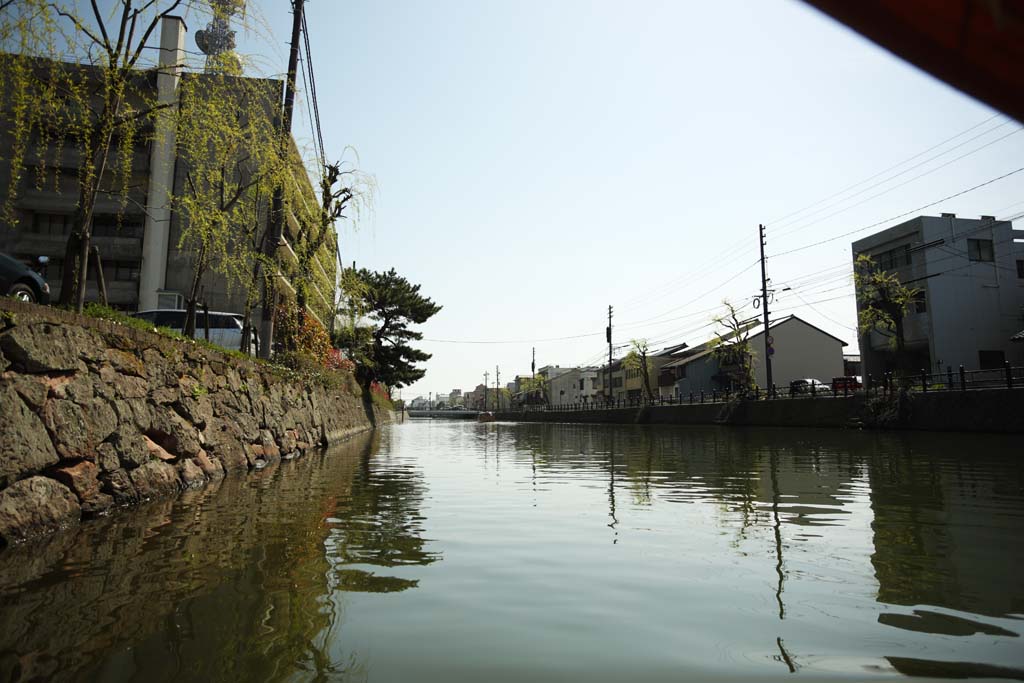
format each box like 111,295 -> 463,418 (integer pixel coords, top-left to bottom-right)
407,409 -> 481,420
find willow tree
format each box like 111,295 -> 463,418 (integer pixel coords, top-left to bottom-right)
0,0 -> 190,310
291,156 -> 374,335
173,70 -> 286,339
622,338 -> 655,401
711,300 -> 756,391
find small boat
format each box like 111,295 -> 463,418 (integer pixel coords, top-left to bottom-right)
477,411 -> 496,423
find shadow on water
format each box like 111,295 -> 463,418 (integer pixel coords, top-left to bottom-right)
0,428 -> 438,683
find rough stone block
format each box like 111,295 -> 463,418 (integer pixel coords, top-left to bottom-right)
129,461 -> 180,500
147,407 -> 202,458
176,459 -> 206,489
100,468 -> 136,505
0,477 -> 81,545
0,383 -> 59,487
194,449 -> 225,480
102,348 -> 146,378
0,322 -> 90,373
142,434 -> 175,462
42,398 -> 117,460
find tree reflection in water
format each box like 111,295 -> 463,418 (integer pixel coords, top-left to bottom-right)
0,428 -> 439,683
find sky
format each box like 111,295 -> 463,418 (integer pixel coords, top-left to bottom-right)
228,0 -> 1024,399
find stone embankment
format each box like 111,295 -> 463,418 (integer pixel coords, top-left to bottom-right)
0,299 -> 387,546
496,387 -> 1024,433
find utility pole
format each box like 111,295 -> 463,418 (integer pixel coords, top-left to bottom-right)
759,224 -> 774,392
531,347 -> 535,379
257,0 -> 304,359
607,305 -> 613,405
483,371 -> 490,412
496,365 -> 501,411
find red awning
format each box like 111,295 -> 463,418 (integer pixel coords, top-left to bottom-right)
802,0 -> 1024,122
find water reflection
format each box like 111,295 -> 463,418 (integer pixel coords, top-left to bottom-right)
495,423 -> 1024,679
0,429 -> 437,682
1,421 -> 1023,681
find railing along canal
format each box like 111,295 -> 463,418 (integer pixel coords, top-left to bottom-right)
515,362 -> 1024,413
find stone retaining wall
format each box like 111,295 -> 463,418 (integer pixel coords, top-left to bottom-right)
496,388 -> 1024,433
0,298 -> 387,546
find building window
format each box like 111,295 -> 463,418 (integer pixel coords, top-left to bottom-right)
93,214 -> 144,239
912,290 -> 927,314
1017,260 -> 1024,279
967,238 -> 994,262
979,350 -> 1005,370
876,244 -> 911,270
102,260 -> 141,282
31,213 -> 71,236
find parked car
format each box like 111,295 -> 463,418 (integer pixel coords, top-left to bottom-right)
789,378 -> 830,395
831,376 -> 863,392
131,309 -> 257,354
0,252 -> 50,304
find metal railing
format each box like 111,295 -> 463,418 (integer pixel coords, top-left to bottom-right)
514,362 -> 1023,413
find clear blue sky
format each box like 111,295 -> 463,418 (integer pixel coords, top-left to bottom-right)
237,0 -> 1023,399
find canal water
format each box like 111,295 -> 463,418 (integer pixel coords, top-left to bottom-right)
1,421 -> 1022,682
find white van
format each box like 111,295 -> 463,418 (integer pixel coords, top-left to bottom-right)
131,309 -> 257,354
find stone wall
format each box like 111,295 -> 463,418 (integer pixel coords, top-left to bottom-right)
0,298 -> 387,547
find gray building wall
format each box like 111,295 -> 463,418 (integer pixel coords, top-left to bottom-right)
852,214 -> 1024,379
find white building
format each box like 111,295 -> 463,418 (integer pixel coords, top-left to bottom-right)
548,367 -> 601,406
852,214 -> 1024,379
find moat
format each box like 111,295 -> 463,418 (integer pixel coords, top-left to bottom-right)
1,421 -> 1022,682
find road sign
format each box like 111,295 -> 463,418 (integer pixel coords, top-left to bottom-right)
766,335 -> 774,345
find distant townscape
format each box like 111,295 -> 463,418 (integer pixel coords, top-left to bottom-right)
412,213 -> 1024,410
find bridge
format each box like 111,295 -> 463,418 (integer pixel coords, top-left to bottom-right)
407,409 -> 481,420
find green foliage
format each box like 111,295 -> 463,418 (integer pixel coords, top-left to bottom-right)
332,267 -> 441,395
274,300 -> 332,366
622,338 -> 655,400
853,254 -> 920,358
711,300 -> 756,391
0,0 -> 193,310
173,70 -> 286,336
83,302 -> 185,339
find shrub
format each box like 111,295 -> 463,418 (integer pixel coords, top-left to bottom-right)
274,302 -> 331,366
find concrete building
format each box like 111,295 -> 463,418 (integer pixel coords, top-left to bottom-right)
548,367 -> 601,406
852,214 -> 1024,379
0,17 -> 335,324
664,315 -> 847,397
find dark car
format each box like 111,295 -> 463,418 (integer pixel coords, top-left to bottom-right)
0,252 -> 50,304
831,376 -> 863,392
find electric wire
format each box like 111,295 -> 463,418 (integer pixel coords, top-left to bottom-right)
765,113 -> 1005,226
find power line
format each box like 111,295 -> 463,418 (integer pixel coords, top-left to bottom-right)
300,11 -> 325,168
771,126 -> 1024,242
618,115 -> 1011,314
772,166 -> 1024,258
766,113 -> 1005,226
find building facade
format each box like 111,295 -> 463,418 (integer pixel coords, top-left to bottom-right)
0,17 -> 336,325
852,214 -> 1024,379
665,315 -> 847,397
548,367 -> 600,406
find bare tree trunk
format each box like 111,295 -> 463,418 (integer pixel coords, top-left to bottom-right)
183,242 -> 207,338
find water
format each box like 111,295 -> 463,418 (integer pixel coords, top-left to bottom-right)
1,421 -> 1022,682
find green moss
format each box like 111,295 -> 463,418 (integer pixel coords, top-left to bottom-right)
82,303 -> 187,341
